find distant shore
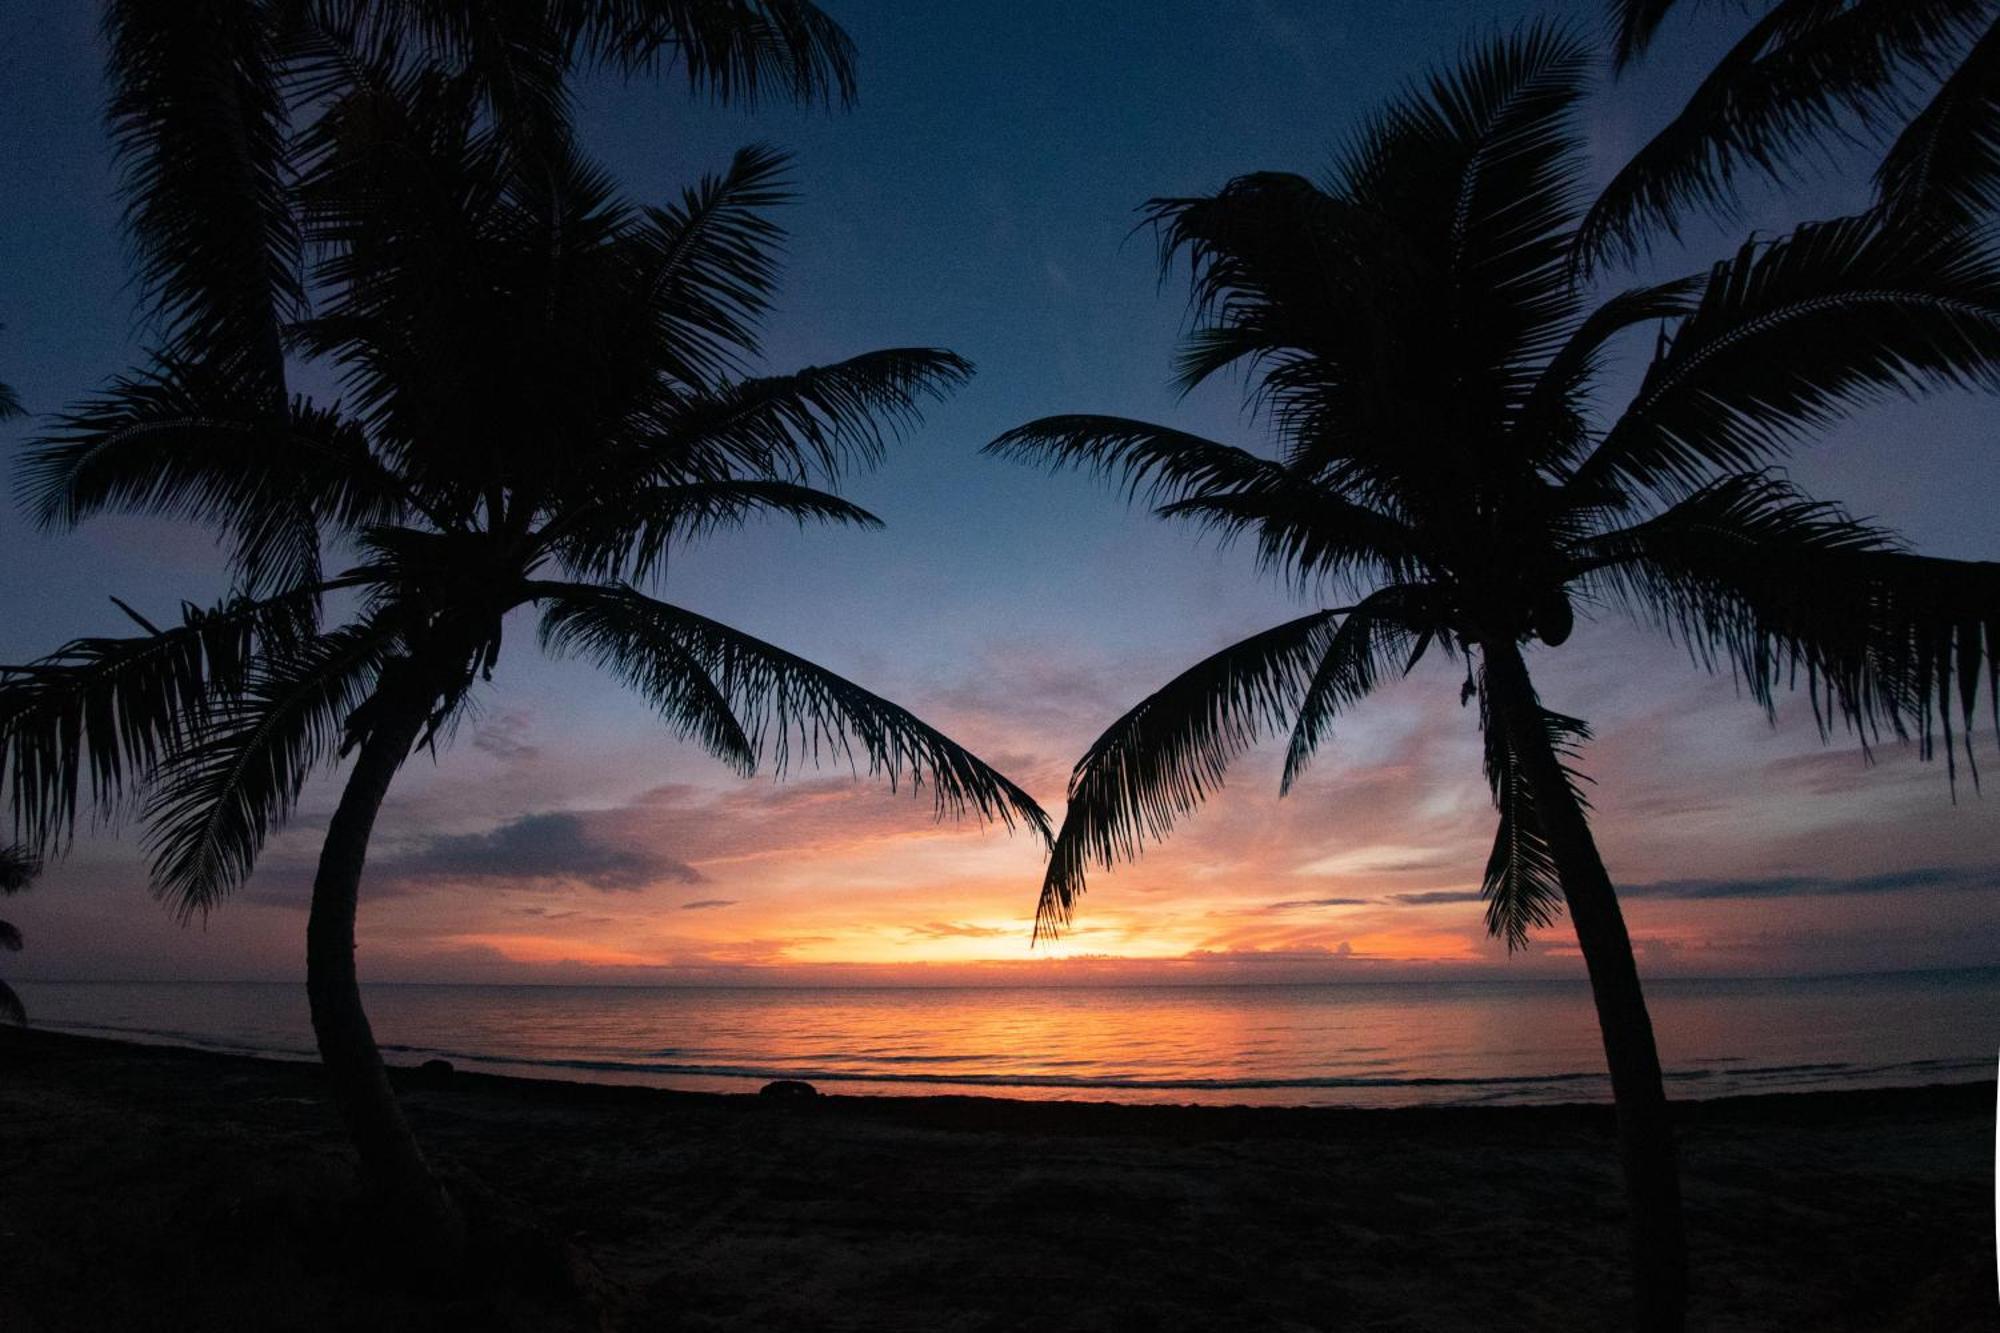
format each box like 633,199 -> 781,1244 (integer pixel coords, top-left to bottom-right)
1,1027 -> 1993,1330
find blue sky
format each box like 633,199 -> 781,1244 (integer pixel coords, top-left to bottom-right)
2,0 -> 1996,983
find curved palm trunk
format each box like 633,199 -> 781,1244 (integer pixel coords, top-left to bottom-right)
1482,639 -> 1687,1332
305,680 -> 463,1249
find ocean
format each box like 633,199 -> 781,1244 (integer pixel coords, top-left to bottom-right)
13,970 -> 1996,1108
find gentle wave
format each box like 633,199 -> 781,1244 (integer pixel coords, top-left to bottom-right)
22,972 -> 1997,1108
35,1023 -> 1995,1098
354,1045 -> 1996,1095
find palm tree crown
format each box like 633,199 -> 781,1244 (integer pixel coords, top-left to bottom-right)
989,21 -> 2000,949
3,67 -> 1048,924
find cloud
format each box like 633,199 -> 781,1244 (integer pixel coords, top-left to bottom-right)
1261,897 -> 1370,911
1621,864 -> 2000,900
1180,942 -> 1357,963
380,811 -> 702,891
902,921 -> 1017,940
680,898 -> 738,911
1388,890 -> 1486,905
470,709 -> 540,762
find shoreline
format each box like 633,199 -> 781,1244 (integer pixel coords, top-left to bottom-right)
8,1024 -> 1998,1127
19,1015 -> 1994,1112
4,1025 -> 1995,1329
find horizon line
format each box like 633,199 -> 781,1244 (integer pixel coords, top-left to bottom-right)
17,963 -> 1998,990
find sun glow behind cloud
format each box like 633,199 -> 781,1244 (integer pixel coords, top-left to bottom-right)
8,607 -> 1998,986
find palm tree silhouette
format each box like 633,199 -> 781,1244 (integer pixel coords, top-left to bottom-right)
99,0 -> 858,586
1586,0 -> 2000,259
0,365 -> 29,1025
1,70 -> 1048,1241
0,845 -> 41,1025
989,26 -> 2000,1331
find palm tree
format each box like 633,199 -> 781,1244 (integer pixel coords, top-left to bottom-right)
1,67 -> 1048,1244
1585,0 -> 2000,261
0,366 -> 29,1024
0,845 -> 42,1025
988,26 -> 2000,1331
100,0 -> 858,575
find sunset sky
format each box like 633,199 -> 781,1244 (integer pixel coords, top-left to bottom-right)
2,0 -> 1996,986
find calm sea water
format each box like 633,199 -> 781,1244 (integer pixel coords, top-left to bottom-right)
14,972 -> 1997,1108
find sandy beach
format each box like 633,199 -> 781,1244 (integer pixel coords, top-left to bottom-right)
0,1027 -> 1991,1331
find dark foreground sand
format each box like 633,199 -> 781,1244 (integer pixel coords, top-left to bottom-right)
0,1028 -> 1992,1332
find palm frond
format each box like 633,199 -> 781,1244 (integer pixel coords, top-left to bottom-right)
1876,17 -> 2000,225
1037,610 -> 1345,938
1143,24 -> 1592,490
0,587 -> 324,854
1153,486 -> 1425,596
1578,213 -> 2000,497
1479,686 -> 1591,950
534,589 -> 758,775
1578,472 -> 2000,785
537,583 -> 1051,836
535,590 -> 758,774
1518,274 -> 1703,468
385,1 -> 573,148
1414,20 -> 1592,353
1282,587 -> 1439,793
0,920 -> 19,953
985,416 -> 1301,506
633,349 -> 975,486
143,623 -> 395,922
23,360 -> 399,594
104,0 -> 300,374
627,143 -> 793,388
1608,0 -> 1689,69
0,845 -> 41,894
572,0 -> 858,109
549,479 -> 881,585
0,978 -> 22,1025
1580,0 -> 1991,268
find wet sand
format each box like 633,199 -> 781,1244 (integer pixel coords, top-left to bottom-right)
0,1027 -> 1991,1330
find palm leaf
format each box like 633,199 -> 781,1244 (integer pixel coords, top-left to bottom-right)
627,143 -> 793,388
23,361 -> 402,595
1282,587 -> 1438,793
1518,274 -> 1704,469
1143,25 -> 1592,495
986,415 -> 1303,506
143,623 -> 396,921
534,590 -> 758,776
0,587 -> 324,854
1037,610 -> 1346,937
537,583 -> 1050,836
104,0 -> 301,375
1581,0 -> 1991,267
1577,213 -> 2000,497
1875,17 -> 2000,225
0,977 -> 22,1025
630,349 -> 975,487
1578,472 -> 2000,784
570,0 -> 858,109
1608,0 -> 1691,69
1153,487 -> 1425,597
0,845 -> 41,894
1479,688 -> 1591,950
548,479 -> 882,585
